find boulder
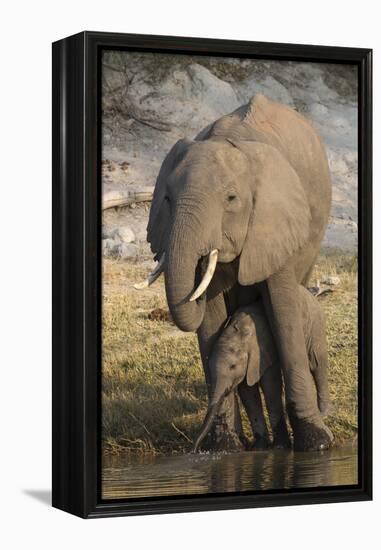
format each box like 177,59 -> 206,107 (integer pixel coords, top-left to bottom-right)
321,276 -> 341,286
102,238 -> 117,257
102,53 -> 358,252
102,224 -> 115,239
114,225 -> 135,243
115,242 -> 139,261
130,62 -> 240,135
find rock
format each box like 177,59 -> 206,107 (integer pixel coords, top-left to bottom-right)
316,288 -> 334,298
102,224 -> 116,239
114,225 -> 135,243
102,238 -> 117,256
321,276 -> 341,286
115,242 -> 139,261
132,62 -> 240,135
186,63 -> 240,116
120,161 -> 130,171
102,53 -> 358,253
102,159 -> 116,172
308,284 -> 334,298
237,74 -> 294,107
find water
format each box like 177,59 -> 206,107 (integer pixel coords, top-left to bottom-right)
102,444 -> 358,499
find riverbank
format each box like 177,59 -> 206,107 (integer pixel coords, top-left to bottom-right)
102,251 -> 358,455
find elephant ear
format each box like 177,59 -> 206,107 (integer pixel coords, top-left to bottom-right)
247,332 -> 277,386
245,310 -> 272,386
147,139 -> 192,260
237,312 -> 260,386
246,347 -> 260,386
235,141 -> 312,285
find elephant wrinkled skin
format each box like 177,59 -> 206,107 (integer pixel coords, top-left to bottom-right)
147,94 -> 332,451
193,286 -> 333,453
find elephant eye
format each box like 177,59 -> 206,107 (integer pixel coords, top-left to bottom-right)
227,193 -> 237,202
230,364 -> 237,370
164,195 -> 171,212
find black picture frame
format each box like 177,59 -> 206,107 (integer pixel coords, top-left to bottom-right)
52,31 -> 372,518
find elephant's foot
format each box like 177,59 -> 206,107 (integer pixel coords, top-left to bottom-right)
290,414 -> 334,452
201,415 -> 245,453
202,428 -> 245,452
251,432 -> 271,450
318,398 -> 333,417
238,432 -> 251,450
272,421 -> 292,449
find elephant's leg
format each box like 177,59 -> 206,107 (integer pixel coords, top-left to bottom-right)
197,291 -> 244,452
260,366 -> 291,449
301,253 -> 318,287
309,316 -> 331,416
263,267 -> 333,451
238,382 -> 270,449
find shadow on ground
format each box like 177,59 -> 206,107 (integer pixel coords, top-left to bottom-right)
23,489 -> 51,506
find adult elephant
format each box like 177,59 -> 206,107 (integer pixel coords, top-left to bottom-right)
145,94 -> 332,451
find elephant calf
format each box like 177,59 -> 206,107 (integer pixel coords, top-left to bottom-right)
193,287 -> 332,452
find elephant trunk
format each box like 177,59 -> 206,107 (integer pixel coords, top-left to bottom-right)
165,203 -> 218,332
192,401 -> 221,453
192,374 -> 231,452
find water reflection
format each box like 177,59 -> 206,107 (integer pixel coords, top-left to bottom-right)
102,444 -> 357,500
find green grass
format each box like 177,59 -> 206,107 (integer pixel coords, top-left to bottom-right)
102,253 -> 358,455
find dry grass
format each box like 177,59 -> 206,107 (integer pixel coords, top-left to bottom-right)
313,251 -> 358,442
102,252 -> 358,455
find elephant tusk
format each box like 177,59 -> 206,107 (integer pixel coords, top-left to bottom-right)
133,253 -> 166,290
189,249 -> 218,302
